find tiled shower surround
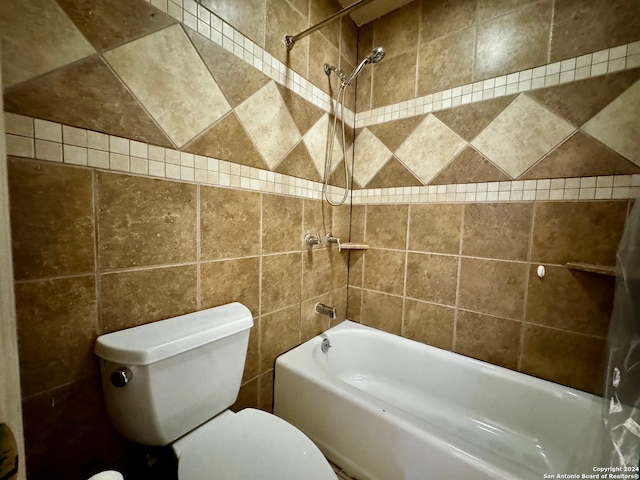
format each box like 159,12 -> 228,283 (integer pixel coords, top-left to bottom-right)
1,0 -> 639,479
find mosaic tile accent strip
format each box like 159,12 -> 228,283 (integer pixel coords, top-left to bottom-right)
6,113 -> 639,205
357,40 -> 640,128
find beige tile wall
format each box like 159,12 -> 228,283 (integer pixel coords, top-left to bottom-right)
347,200 -> 628,395
357,0 -> 640,109
8,156 -> 349,478
1,0 -> 357,478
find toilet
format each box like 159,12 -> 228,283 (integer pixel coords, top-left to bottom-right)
94,302 -> 337,480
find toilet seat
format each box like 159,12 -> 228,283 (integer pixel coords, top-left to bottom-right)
176,409 -> 337,480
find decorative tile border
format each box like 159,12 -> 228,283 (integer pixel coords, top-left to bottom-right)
357,41 -> 640,128
351,176 -> 640,205
147,0 -> 639,135
145,0 -> 355,126
5,113 -> 638,205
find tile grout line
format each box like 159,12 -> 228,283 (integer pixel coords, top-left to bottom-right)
518,203 -> 538,372
452,204 -> 465,353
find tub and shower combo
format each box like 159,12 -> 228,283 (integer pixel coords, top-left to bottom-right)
274,321 -> 603,480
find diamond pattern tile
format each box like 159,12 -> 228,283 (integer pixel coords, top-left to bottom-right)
235,81 -> 302,169
352,129 -> 393,187
0,0 -> 95,88
303,114 -> 344,178
104,24 -> 231,148
582,80 -> 640,166
395,114 -> 467,184
472,94 -> 575,179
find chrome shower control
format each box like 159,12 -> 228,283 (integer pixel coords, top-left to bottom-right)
305,233 -> 322,249
110,367 -> 133,388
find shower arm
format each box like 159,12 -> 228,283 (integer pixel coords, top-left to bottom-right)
284,0 -> 376,50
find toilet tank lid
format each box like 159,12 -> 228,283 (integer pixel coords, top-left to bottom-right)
94,303 -> 253,366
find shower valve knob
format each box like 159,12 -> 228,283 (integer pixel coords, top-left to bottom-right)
305,233 -> 322,249
110,367 -> 132,388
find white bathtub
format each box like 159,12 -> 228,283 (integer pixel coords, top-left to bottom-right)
274,320 -> 604,480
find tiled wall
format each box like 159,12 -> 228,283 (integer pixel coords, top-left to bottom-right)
352,0 -> 640,190
0,0 -> 355,478
347,200 -> 627,394
349,0 -> 640,397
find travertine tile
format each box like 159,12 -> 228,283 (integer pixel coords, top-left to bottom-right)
200,0 -> 266,46
363,249 -> 406,296
346,287 -> 362,322
57,0 -> 176,51
258,370 -> 274,412
308,32 -> 340,95
275,142 -> 322,182
261,253 -> 302,314
4,56 -> 173,147
355,64 -> 372,112
15,276 -> 98,397
396,114 -> 467,184
420,0 -> 477,44
260,305 -> 301,372
200,186 -> 261,260
22,377 -> 126,479
366,157 -> 423,188
459,258 -> 527,319
352,129 -> 393,187
403,299 -> 454,350
521,131 -> 640,179
233,377 -> 259,412
409,204 -> 463,254
477,0 -> 532,21
243,323 -> 260,383
201,258 -> 260,317
303,248 -> 333,300
525,70 -> 640,127
97,171 -> 197,269
303,114 -> 344,178
433,95 -> 516,142
371,49 -> 417,108
551,0 -> 640,62
582,80 -> 640,166
406,253 -> 459,306
373,2 -> 420,57
531,201 -> 628,266
417,27 -> 475,96
303,199 -> 333,242
184,113 -> 268,170
475,0 -> 552,80
431,147 -> 510,185
301,293 -> 332,343
365,205 -> 409,249
186,27 -> 270,107
265,0 -> 308,76
104,24 -> 230,147
455,310 -> 521,369
262,194 -> 303,254
0,0 -> 94,88
462,203 -> 533,261
361,290 -> 403,335
368,116 -> 426,153
8,159 -> 94,280
472,95 -> 575,178
526,265 -> 613,336
100,265 -> 198,333
277,84 -> 326,138
521,324 -> 606,394
235,82 -> 302,169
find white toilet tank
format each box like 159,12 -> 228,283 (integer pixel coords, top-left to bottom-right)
94,303 -> 253,446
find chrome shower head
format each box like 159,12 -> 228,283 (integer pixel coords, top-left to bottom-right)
346,46 -> 385,85
367,46 -> 385,64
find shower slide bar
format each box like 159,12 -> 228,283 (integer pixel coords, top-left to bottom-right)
284,0 -> 376,50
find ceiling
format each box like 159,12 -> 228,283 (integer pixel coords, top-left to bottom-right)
336,0 -> 415,26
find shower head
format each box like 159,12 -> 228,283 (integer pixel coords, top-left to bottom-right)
346,46 -> 385,85
367,46 -> 386,64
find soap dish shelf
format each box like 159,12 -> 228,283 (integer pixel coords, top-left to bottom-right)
565,262 -> 615,276
339,243 -> 369,252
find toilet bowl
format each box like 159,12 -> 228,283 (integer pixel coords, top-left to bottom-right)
94,303 -> 336,480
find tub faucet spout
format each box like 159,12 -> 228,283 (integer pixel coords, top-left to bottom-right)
315,302 -> 336,320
